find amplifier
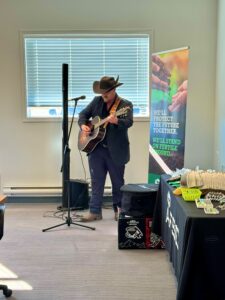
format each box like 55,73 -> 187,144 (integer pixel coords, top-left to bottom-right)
69,179 -> 89,210
60,180 -> 89,210
120,183 -> 158,217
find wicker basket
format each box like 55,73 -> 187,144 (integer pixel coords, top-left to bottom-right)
181,188 -> 202,201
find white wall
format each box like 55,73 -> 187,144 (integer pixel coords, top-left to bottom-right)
0,0 -> 218,191
214,0 -> 225,171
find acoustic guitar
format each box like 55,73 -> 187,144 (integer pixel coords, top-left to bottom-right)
78,106 -> 130,153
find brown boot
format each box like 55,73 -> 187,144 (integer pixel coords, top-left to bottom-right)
79,212 -> 102,222
114,212 -> 118,221
114,207 -> 121,221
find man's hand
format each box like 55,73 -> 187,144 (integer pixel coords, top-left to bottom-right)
81,124 -> 91,132
107,113 -> 118,125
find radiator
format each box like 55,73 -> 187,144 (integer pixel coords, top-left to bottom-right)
3,185 -> 112,197
3,186 -> 62,197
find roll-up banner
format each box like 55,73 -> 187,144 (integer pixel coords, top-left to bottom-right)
148,47 -> 189,183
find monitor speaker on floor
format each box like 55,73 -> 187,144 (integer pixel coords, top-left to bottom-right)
69,179 -> 89,210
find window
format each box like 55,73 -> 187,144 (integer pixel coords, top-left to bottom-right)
22,32 -> 150,119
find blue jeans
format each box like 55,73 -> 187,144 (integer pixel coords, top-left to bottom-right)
88,145 -> 125,214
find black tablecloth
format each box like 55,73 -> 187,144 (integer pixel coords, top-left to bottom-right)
0,204 -> 4,240
152,175 -> 225,300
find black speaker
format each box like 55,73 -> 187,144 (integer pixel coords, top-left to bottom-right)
120,183 -> 158,217
69,179 -> 89,210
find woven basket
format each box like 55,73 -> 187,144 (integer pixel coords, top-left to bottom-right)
181,188 -> 202,201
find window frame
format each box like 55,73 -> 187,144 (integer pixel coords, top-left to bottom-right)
20,29 -> 153,122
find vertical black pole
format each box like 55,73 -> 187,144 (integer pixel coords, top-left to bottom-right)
62,64 -> 69,208
42,63 -> 95,231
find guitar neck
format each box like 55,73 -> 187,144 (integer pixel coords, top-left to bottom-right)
93,107 -> 129,129
94,112 -> 119,129
95,117 -> 109,129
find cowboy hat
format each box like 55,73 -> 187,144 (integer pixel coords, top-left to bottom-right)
93,76 -> 123,94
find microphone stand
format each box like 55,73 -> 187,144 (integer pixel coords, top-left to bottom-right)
42,64 -> 95,232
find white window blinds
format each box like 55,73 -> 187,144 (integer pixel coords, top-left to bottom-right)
24,34 -> 149,118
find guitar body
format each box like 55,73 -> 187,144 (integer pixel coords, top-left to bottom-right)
78,107 -> 129,153
78,116 -> 106,153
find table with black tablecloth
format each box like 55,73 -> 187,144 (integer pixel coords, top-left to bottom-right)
0,195 -> 13,297
0,195 -> 6,239
152,175 -> 225,300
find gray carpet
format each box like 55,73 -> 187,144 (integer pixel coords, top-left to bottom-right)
0,204 -> 177,300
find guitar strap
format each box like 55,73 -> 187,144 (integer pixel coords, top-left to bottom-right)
103,96 -> 121,128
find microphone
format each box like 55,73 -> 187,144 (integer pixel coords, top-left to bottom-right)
68,95 -> 86,101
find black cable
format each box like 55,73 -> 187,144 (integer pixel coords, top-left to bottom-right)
78,150 -> 87,182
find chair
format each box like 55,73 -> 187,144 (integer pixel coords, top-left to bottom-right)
0,195 -> 12,297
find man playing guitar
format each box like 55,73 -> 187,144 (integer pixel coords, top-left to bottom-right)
78,76 -> 133,222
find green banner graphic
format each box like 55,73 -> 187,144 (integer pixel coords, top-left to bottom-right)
148,47 -> 189,183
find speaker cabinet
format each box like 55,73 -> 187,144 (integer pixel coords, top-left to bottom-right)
120,184 -> 158,217
68,179 -> 89,210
